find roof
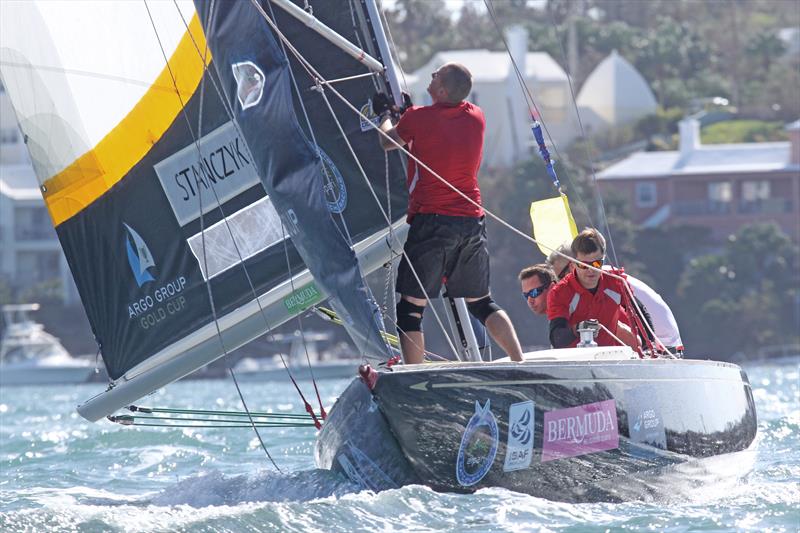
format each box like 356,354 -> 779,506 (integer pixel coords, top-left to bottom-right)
597,142 -> 795,180
576,50 -> 656,124
413,49 -> 568,83
0,164 -> 42,200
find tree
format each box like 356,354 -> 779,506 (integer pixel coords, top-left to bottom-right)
676,223 -> 799,358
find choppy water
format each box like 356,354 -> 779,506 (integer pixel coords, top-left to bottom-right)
1,357 -> 798,532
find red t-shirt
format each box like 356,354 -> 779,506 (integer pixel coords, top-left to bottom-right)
395,101 -> 484,219
546,272 -> 633,348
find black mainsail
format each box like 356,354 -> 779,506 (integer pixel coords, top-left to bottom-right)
0,0 -> 407,420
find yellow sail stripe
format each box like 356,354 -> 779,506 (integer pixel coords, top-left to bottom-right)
43,15 -> 211,227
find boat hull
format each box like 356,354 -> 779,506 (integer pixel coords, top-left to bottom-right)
0,365 -> 95,386
316,358 -> 757,501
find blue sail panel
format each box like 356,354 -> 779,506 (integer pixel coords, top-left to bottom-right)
196,0 -> 392,362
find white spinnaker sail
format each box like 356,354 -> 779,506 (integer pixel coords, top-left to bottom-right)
0,1 -> 197,186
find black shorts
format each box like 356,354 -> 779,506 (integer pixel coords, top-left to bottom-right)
396,214 -> 489,299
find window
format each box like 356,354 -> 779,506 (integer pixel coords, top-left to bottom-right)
635,182 -> 657,207
742,180 -> 770,202
740,180 -> 780,214
15,251 -> 60,285
707,181 -> 732,214
14,206 -> 54,241
0,128 -> 19,144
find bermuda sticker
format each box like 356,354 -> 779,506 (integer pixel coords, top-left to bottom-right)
626,387 -> 667,452
503,400 -> 534,472
541,399 -> 619,462
456,399 -> 499,486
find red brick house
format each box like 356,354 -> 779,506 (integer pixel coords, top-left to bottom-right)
597,119 -> 800,242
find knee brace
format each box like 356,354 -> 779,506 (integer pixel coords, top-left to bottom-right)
467,296 -> 501,326
396,299 -> 425,333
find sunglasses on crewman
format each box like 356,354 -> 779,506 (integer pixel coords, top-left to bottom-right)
522,281 -> 551,300
575,257 -> 605,270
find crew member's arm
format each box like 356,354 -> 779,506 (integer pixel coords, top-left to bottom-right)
549,318 -> 577,348
378,113 -> 406,152
546,286 -> 576,348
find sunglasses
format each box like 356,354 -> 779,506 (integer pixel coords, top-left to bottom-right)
576,257 -> 605,270
522,282 -> 551,300
557,263 -> 571,279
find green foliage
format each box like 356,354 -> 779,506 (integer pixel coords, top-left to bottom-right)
701,120 -> 788,144
676,223 -> 800,357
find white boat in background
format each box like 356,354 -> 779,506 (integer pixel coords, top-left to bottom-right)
233,331 -> 360,382
0,304 -> 94,386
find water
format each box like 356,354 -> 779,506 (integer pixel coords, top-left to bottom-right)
1,358 -> 798,532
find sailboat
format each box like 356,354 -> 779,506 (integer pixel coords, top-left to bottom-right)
0,0 -> 756,502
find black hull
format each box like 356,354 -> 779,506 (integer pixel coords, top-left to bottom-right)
315,358 -> 757,502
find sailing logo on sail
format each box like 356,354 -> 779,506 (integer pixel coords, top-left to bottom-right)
456,399 -> 499,486
359,100 -> 380,132
541,399 -> 619,462
319,149 -> 347,213
232,61 -> 265,110
503,400 -> 534,472
124,223 -> 156,287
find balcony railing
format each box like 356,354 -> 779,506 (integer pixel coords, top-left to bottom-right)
13,226 -> 56,241
673,200 -> 732,216
738,198 -> 793,215
673,198 -> 794,216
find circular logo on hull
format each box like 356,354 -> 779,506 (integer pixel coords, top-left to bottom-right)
456,399 -> 499,487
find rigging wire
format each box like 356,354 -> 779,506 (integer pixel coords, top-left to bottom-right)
253,0 -> 669,356
251,0 -> 464,362
144,0 -> 281,471
481,0 -> 596,226
543,5 -> 620,266
173,1 -> 328,428
264,0 -> 374,403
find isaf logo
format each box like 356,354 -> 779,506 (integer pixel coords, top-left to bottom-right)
124,223 -> 156,287
503,400 -> 534,472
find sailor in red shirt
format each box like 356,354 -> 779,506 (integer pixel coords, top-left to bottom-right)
547,228 -> 638,349
373,62 -> 523,364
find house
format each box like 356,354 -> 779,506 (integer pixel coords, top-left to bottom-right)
405,26 -> 576,169
597,117 -> 800,242
575,50 -> 658,134
0,82 -> 77,303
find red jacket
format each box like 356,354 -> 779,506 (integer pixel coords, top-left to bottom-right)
395,101 -> 484,220
546,271 -> 633,348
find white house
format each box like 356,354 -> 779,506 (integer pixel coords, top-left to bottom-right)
576,50 -> 657,134
405,26 -> 576,169
0,81 -> 76,304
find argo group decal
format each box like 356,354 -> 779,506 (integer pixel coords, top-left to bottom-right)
456,400 -> 499,486
541,399 -> 619,462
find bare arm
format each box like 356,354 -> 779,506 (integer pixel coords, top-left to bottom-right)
378,113 -> 406,151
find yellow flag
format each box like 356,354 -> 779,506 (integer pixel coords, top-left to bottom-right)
529,194 -> 578,256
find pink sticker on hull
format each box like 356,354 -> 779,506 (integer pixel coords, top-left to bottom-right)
541,399 -> 619,462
